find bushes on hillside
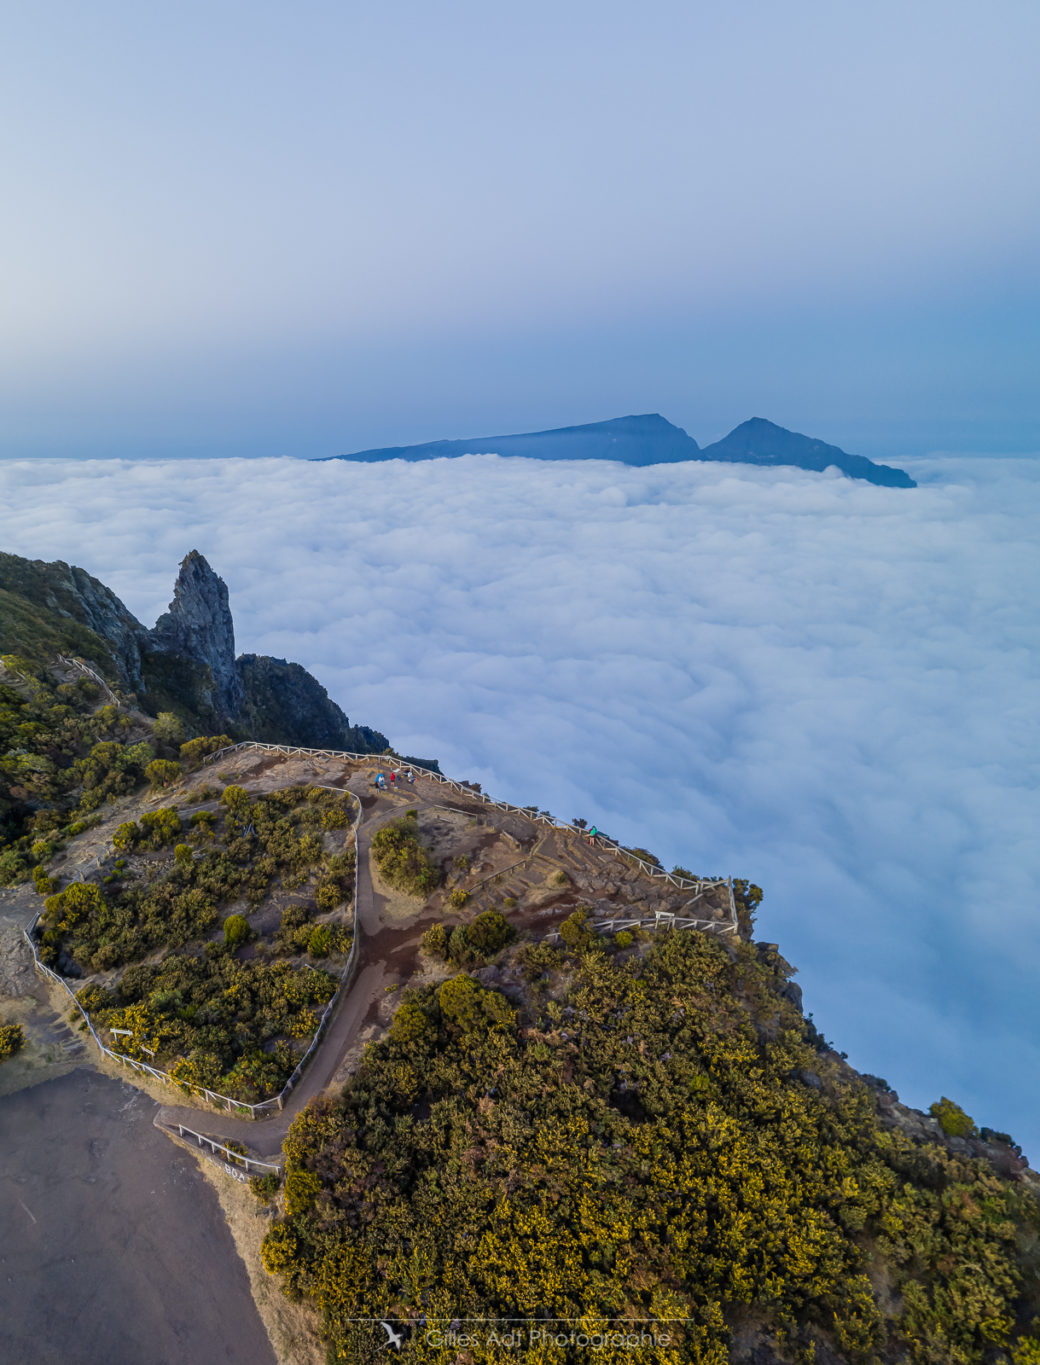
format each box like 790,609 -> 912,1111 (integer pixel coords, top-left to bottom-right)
371,814 -> 441,896
145,758 -> 182,789
263,933 -> 1040,1363
79,952 -> 336,1102
0,1021 -> 25,1061
38,785 -> 353,971
931,1095 -> 977,1138
179,734 -> 234,767
421,909 -> 514,967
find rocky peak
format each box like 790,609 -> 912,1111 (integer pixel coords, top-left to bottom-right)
148,551 -> 243,718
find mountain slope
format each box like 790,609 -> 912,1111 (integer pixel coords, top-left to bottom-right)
0,549 -> 388,752
332,412 -> 699,467
701,417 -> 916,487
330,412 -> 916,487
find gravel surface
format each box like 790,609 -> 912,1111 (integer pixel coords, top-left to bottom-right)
0,1068 -> 276,1365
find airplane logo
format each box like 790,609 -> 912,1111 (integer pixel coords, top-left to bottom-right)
380,1321 -> 405,1351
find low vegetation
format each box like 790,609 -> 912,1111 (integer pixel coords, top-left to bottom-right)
264,930 -> 1040,1364
421,908 -> 515,967
78,950 -> 337,1102
0,660 -> 157,883
0,669 -> 357,1103
0,1020 -> 25,1061
36,783 -> 355,973
370,812 -> 441,895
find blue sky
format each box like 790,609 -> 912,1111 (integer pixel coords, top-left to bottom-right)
1,0 -> 1038,458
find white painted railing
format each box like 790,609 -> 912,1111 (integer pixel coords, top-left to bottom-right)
546,910 -> 736,943
166,1122 -> 283,1176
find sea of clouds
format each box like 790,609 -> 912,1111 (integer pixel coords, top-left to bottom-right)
2,453 -> 1037,1154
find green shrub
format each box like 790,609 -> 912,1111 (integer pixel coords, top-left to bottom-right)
446,926 -> 472,965
137,807 -> 182,849
152,712 -> 186,749
447,888 -> 469,910
517,940 -> 562,981
0,1022 -> 25,1061
145,758 -> 182,790
421,923 -> 449,959
558,909 -> 596,952
33,865 -> 60,895
371,816 -> 441,896
250,1172 -> 281,1204
315,880 -> 342,913
223,914 -> 252,949
466,909 -> 514,955
112,821 -> 139,852
220,784 -> 250,814
179,734 -> 234,768
307,924 -> 333,958
930,1095 -> 977,1138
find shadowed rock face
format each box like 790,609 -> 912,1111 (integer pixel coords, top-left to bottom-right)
237,652 -> 388,752
149,549 -> 244,718
0,549 -> 388,752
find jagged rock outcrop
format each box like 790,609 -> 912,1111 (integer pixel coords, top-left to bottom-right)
0,549 -> 388,754
148,550 -> 243,719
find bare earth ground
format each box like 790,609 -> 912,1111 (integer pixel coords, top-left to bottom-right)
190,1156 -> 326,1365
0,1067 -> 275,1365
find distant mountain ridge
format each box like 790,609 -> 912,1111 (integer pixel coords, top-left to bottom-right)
330,413 -> 915,487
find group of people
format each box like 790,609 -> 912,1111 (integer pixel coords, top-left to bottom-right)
374,768 -> 416,790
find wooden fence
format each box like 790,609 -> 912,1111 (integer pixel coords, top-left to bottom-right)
162,1121 -> 283,1177
545,909 -> 736,943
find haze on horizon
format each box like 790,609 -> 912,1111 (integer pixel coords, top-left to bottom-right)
1,0 -> 1038,461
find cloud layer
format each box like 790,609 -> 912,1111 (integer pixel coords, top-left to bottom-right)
3,453 -> 1038,1154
